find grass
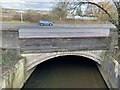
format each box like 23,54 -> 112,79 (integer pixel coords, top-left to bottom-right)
1,21 -> 30,24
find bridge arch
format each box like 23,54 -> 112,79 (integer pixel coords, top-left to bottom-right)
25,51 -> 105,71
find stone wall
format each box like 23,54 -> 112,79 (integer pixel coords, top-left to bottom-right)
1,27 -> 24,89
20,37 -> 110,53
99,53 -> 119,88
2,27 -> 20,55
118,74 -> 120,88
1,59 -> 25,88
99,28 -> 120,88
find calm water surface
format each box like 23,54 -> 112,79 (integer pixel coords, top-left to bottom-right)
22,55 -> 108,88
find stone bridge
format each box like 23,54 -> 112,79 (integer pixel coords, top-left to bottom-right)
1,28 -> 120,89
20,35 -> 110,70
19,28 -> 119,89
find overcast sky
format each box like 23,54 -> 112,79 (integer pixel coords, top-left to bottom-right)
0,0 -> 112,10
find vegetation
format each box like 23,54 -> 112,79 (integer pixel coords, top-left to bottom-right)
84,1 -> 117,23
51,1 -> 69,20
2,1 -> 120,31
2,49 -> 23,73
1,0 -> 120,29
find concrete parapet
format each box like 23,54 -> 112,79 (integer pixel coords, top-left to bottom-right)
1,27 -> 20,55
109,28 -> 118,50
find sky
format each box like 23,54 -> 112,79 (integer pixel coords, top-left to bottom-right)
0,0 -> 112,10
0,0 -> 54,10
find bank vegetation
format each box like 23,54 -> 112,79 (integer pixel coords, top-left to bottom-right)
1,0 -> 117,24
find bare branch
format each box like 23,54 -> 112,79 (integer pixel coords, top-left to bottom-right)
75,1 -> 118,27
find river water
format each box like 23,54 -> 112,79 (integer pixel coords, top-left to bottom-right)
22,55 -> 108,88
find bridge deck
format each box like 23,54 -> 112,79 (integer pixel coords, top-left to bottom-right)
19,28 -> 111,53
19,29 -> 109,38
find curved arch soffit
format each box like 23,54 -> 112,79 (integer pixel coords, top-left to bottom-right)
27,52 -> 101,71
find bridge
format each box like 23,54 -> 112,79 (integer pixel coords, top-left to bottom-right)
1,24 -> 120,89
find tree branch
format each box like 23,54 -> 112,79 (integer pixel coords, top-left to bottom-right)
77,1 -> 118,27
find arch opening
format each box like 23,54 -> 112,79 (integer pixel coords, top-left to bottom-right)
38,55 -> 99,67
23,55 -> 108,88
27,52 -> 102,71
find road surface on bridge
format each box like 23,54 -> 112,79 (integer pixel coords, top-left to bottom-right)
19,28 -> 110,38
2,23 -> 115,29
2,23 -> 116,37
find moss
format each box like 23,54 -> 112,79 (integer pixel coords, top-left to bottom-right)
110,28 -> 118,32
2,51 -> 21,65
2,50 -> 24,73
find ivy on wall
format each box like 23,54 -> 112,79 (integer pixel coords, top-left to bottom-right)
2,49 -> 23,73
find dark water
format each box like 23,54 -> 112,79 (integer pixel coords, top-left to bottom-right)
22,55 -> 108,88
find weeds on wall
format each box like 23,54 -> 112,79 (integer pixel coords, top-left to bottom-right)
2,49 -> 23,73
